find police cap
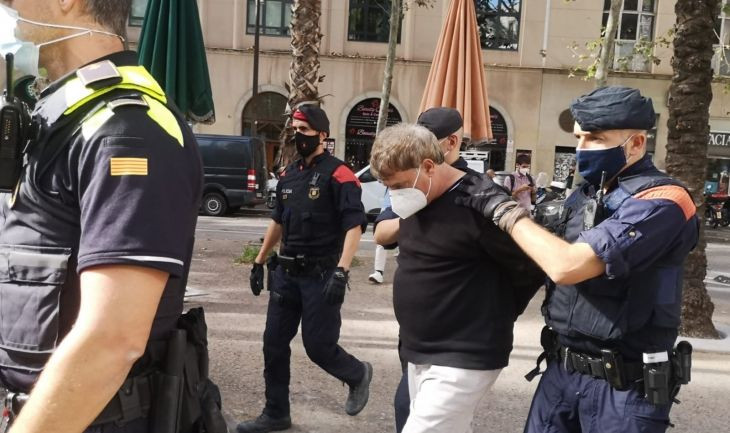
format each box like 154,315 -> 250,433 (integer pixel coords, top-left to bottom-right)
570,86 -> 655,132
293,104 -> 330,135
417,107 -> 464,140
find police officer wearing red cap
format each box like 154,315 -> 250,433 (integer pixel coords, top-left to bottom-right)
457,86 -> 699,433
239,104 -> 372,433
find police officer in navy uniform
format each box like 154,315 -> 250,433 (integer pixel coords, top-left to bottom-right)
0,1 -> 203,433
457,86 -> 699,433
240,105 -> 372,433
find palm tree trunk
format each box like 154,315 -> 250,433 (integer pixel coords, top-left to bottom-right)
595,0 -> 621,87
376,0 -> 403,135
666,0 -> 720,338
279,0 -> 323,167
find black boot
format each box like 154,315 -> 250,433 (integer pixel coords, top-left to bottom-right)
345,361 -> 373,416
236,413 -> 292,433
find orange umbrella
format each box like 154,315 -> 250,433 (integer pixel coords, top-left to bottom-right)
419,0 -> 492,144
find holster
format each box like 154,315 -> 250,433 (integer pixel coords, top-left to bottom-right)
172,307 -> 228,433
266,253 -> 278,291
150,329 -> 187,433
524,326 -> 559,382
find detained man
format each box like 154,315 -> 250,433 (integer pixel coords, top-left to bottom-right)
369,124 -> 544,433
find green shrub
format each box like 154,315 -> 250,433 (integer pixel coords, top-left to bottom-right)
235,244 -> 262,265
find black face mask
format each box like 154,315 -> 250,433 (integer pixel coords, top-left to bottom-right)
295,132 -> 320,157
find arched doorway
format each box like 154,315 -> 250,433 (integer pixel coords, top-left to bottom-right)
479,106 -> 509,171
345,98 -> 402,171
242,92 -> 287,171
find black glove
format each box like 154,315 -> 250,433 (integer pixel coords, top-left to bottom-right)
455,175 -> 531,232
322,267 -> 348,305
250,262 -> 264,296
455,175 -> 513,219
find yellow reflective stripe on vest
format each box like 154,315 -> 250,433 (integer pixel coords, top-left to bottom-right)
67,65 -> 183,146
81,106 -> 115,141
63,66 -> 167,115
142,95 -> 183,147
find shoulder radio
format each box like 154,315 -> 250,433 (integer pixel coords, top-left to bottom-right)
0,53 -> 32,192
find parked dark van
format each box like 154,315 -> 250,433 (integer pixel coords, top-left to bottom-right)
196,134 -> 267,216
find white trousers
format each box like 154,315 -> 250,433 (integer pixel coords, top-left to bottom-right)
374,244 -> 387,272
402,363 -> 502,433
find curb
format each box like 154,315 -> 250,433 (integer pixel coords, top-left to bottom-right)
677,324 -> 730,354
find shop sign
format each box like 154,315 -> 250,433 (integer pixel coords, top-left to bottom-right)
709,131 -> 730,147
345,98 -> 401,140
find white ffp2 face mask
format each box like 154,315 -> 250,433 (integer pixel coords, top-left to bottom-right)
389,166 -> 432,219
0,4 -> 123,78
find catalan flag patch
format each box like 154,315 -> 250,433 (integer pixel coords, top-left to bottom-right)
110,157 -> 148,176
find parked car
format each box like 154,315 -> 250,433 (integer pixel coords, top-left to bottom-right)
355,165 -> 387,221
196,134 -> 267,216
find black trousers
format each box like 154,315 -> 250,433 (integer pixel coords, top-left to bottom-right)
262,267 -> 365,418
393,366 -> 410,433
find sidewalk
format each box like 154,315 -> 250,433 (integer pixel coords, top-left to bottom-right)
194,225 -> 730,432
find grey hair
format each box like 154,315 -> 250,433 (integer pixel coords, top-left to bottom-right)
370,123 -> 445,179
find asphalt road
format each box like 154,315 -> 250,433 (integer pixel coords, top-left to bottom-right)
196,212 -> 379,254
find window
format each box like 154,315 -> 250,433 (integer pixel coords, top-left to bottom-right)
713,2 -> 730,75
128,0 -> 148,27
247,0 -> 293,37
602,0 -> 656,72
348,0 -> 401,43
475,0 -> 521,51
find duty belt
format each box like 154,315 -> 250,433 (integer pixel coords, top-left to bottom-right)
1,374 -> 153,428
525,326 -> 643,391
277,254 -> 338,276
558,346 -> 644,391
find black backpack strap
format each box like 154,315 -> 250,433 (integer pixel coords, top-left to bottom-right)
506,173 -> 534,190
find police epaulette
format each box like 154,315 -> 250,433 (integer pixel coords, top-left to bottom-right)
76,60 -> 123,90
107,97 -> 149,112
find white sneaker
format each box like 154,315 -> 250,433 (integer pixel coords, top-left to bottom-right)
368,271 -> 384,284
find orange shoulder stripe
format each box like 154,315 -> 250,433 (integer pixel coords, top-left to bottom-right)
633,185 -> 696,221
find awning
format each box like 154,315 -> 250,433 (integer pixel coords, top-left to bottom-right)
419,0 -> 492,144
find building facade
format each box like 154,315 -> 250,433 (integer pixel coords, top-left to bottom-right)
126,0 -> 730,188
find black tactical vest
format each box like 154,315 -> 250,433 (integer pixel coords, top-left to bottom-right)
0,63 -> 185,391
544,168 -> 688,349
278,154 -> 345,257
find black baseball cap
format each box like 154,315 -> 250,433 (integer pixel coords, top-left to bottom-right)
417,107 -> 464,140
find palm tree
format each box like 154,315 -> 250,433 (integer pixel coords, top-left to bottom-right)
280,0 -> 323,167
665,0 -> 720,338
